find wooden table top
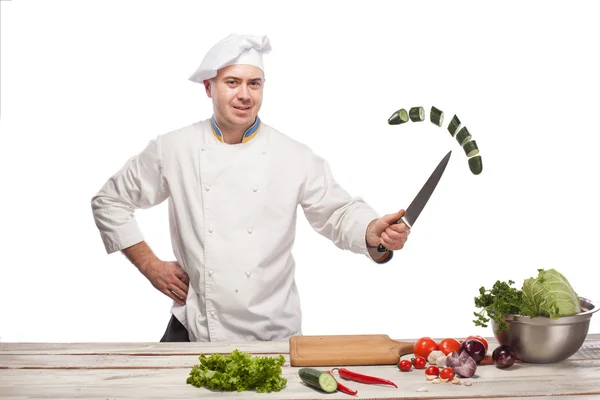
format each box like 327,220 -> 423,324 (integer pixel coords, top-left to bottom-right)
2,334 -> 600,399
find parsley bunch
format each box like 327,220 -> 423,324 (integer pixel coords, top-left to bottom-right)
473,280 -> 529,333
186,349 -> 287,393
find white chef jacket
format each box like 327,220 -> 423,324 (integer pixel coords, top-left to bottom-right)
91,116 -> 393,342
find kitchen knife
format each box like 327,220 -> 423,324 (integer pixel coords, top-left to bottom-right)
377,150 -> 452,253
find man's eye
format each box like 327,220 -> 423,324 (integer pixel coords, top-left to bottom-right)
227,80 -> 236,85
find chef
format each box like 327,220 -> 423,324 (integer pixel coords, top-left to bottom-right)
91,33 -> 410,342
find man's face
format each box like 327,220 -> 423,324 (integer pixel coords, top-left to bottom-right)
204,64 -> 264,131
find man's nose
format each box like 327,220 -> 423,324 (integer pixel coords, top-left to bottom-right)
237,84 -> 250,100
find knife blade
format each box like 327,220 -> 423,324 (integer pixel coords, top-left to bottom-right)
377,150 -> 452,253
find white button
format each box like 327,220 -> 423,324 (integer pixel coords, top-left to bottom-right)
208,270 -> 214,276
205,186 -> 211,191
253,186 -> 258,192
245,271 -> 251,277
201,147 -> 206,151
247,228 -> 253,234
198,316 -> 202,322
208,227 -> 214,233
210,311 -> 215,317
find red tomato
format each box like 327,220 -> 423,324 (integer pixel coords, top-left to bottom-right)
438,338 -> 461,355
411,356 -> 427,369
413,337 -> 439,359
398,359 -> 412,372
466,336 -> 489,352
425,365 -> 439,380
439,367 -> 455,382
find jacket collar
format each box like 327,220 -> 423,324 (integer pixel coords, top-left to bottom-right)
211,115 -> 261,144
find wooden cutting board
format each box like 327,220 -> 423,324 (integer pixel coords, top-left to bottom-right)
289,334 -> 415,367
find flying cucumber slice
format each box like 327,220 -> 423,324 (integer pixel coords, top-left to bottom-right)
430,106 -> 444,127
388,108 -> 409,125
447,114 -> 461,136
409,106 -> 425,122
463,140 -> 479,157
456,127 -> 471,146
468,155 -> 483,175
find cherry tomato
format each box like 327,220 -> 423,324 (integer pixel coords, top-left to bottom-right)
439,367 -> 455,382
438,338 -> 461,356
413,337 -> 439,359
398,359 -> 412,372
424,365 -> 440,380
466,335 -> 489,352
411,356 -> 427,369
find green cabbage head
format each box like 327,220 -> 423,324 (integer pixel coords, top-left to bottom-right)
521,268 -> 581,319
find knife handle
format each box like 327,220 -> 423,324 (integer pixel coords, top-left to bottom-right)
376,216 -> 410,253
376,243 -> 388,253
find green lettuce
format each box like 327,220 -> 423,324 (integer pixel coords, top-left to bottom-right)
521,268 -> 581,319
186,349 -> 287,393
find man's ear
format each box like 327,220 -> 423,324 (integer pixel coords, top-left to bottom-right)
203,79 -> 212,98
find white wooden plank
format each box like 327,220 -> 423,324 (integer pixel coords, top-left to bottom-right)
0,340 -> 290,355
2,360 -> 600,399
0,353 -> 291,369
573,340 -> 600,359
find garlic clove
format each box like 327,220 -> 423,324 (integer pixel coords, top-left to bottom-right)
436,355 -> 447,368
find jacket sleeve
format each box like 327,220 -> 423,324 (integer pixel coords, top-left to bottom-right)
299,151 -> 392,264
90,137 -> 170,254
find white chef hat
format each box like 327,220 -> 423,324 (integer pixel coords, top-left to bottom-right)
189,33 -> 272,83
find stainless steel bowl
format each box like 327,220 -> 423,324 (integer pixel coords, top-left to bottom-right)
491,297 -> 598,363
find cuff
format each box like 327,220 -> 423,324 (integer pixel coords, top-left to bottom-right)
99,218 -> 144,254
367,247 -> 394,264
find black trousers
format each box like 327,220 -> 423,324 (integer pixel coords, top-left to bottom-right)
160,314 -> 191,342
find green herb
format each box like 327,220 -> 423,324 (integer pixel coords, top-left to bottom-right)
186,349 -> 287,393
473,280 -> 529,333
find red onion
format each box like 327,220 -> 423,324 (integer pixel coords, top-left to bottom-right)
492,345 -> 517,369
459,339 -> 486,364
445,350 -> 477,378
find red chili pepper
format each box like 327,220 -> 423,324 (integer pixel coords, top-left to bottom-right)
327,370 -> 358,396
336,380 -> 359,396
331,367 -> 398,388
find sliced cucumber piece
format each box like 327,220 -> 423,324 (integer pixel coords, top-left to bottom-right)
463,140 -> 479,157
298,368 -> 337,393
388,109 -> 409,125
456,126 -> 471,146
447,114 -> 461,136
409,106 -> 425,122
468,155 -> 483,175
430,106 -> 444,127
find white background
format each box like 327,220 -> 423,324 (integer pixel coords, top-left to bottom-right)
1,0 -> 599,343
